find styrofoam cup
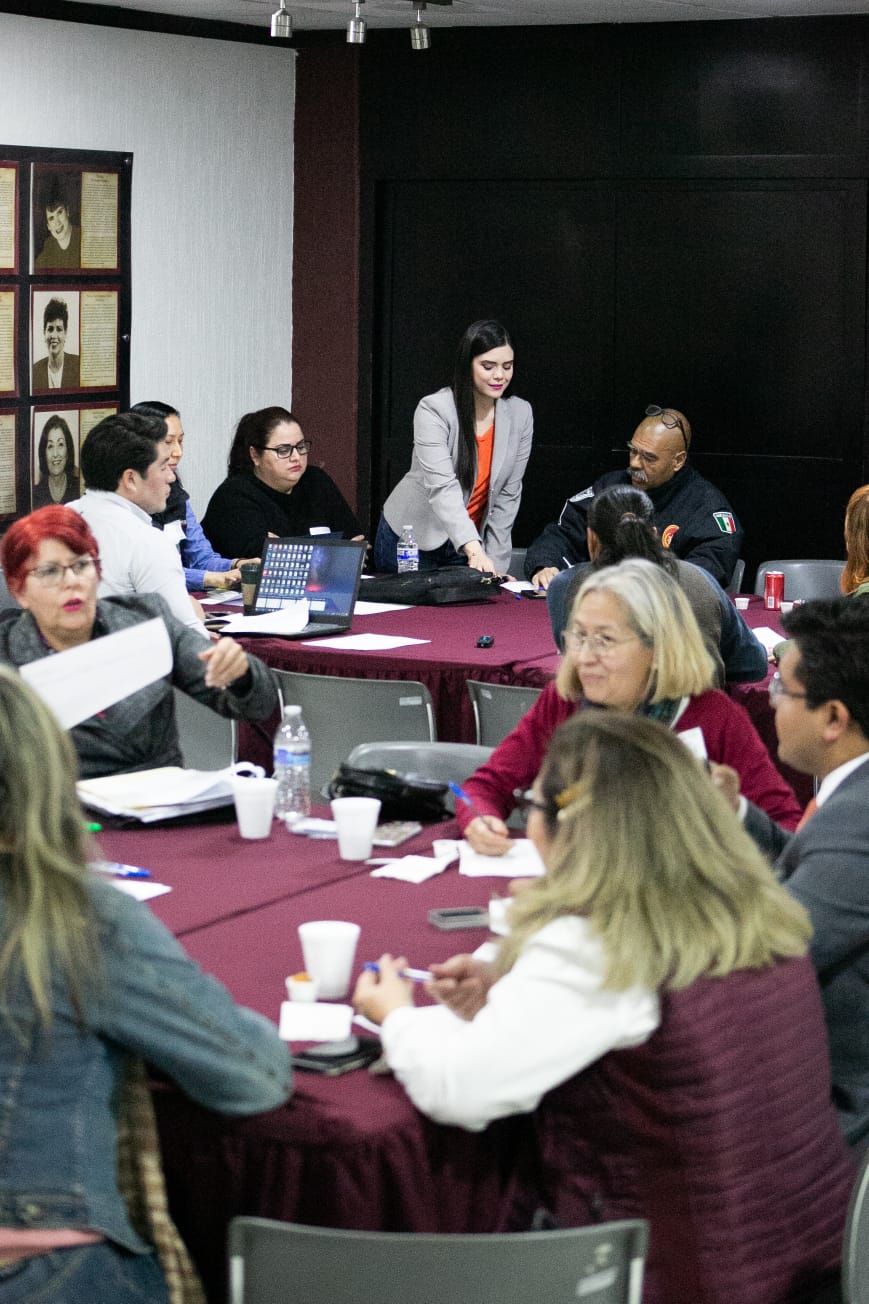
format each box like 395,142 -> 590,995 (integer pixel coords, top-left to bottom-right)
734,596 -> 750,610
231,771 -> 277,839
298,920 -> 361,1000
330,797 -> 381,861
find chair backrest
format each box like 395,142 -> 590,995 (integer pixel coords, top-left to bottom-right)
509,546 -> 527,578
725,558 -> 746,595
229,1216 -> 649,1304
347,740 -> 493,812
753,559 -> 845,601
842,1142 -> 869,1302
0,568 -> 20,612
172,688 -> 238,770
466,679 -> 543,747
273,671 -> 436,796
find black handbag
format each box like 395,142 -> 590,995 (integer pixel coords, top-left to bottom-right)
362,566 -> 503,606
326,762 -> 450,822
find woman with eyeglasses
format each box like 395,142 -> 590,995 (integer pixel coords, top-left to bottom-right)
354,711 -> 853,1304
372,320 -> 533,575
0,667 -> 291,1303
457,559 -> 801,855
201,406 -> 364,561
0,506 -> 277,778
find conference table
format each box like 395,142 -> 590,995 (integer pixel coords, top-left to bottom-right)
99,816 -> 527,1304
235,587 -> 555,761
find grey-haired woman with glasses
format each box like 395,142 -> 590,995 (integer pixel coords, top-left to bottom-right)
456,559 -> 800,855
202,406 -> 365,560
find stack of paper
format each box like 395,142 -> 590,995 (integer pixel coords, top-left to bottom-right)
77,766 -> 234,823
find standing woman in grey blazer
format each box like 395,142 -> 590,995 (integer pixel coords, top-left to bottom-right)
373,320 -> 533,575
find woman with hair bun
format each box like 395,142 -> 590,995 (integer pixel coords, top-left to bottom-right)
373,320 -> 533,575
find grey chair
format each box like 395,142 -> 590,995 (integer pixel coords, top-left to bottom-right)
172,688 -> 238,770
725,558 -> 746,595
467,679 -> 542,747
273,670 -> 436,797
347,739 -> 493,812
228,1216 -> 649,1304
509,545 -> 527,577
754,559 -> 844,601
842,1144 -> 869,1302
0,569 -> 20,613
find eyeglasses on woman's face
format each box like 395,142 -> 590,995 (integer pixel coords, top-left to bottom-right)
259,439 -> 312,460
561,626 -> 642,660
513,787 -> 551,815
26,556 -> 98,588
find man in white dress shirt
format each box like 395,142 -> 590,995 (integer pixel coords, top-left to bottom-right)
70,411 -> 207,637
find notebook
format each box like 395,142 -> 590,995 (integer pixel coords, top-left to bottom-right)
252,537 -> 366,638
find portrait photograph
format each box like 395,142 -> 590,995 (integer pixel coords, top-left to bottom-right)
31,289 -> 81,394
31,167 -> 82,273
31,407 -> 81,509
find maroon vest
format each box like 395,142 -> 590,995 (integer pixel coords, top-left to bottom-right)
528,956 -> 854,1304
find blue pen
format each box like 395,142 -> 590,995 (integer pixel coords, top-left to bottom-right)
364,962 -> 433,983
448,781 -> 499,832
93,860 -> 152,881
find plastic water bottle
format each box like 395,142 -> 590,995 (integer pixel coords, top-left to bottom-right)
273,705 -> 311,824
397,524 -> 419,573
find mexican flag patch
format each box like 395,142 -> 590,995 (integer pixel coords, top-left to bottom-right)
713,512 -> 736,535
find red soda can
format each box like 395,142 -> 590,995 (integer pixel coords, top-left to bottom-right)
764,570 -> 784,610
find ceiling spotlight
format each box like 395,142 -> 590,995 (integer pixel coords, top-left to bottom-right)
347,0 -> 366,44
410,2 -> 430,49
270,0 -> 293,39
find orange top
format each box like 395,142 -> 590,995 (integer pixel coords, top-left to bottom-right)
466,423 -> 494,530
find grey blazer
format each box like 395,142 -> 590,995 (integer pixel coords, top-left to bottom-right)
382,386 -> 533,574
746,758 -> 869,1144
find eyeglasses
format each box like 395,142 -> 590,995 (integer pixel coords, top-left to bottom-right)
258,440 -> 311,460
513,787 -> 551,815
561,627 -> 642,659
26,557 -> 97,587
644,404 -> 688,452
769,672 -> 809,706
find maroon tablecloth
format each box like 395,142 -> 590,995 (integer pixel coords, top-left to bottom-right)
124,818 -> 526,1302
236,589 -> 555,765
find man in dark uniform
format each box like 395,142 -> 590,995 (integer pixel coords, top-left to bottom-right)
525,405 -> 742,590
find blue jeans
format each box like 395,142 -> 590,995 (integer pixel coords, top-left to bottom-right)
0,1242 -> 170,1303
373,515 -> 468,573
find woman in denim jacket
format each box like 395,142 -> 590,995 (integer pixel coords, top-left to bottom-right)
0,668 -> 292,1302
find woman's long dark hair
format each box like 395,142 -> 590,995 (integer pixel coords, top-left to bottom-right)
451,320 -> 512,494
227,407 -> 296,476
588,484 -> 678,576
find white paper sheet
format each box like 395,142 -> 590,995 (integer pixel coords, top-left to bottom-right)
111,879 -> 173,902
20,617 -> 173,730
304,632 -> 430,650
368,855 -> 451,883
353,600 -> 414,615
458,838 -> 546,878
201,591 -> 243,607
278,1001 -> 354,1041
676,726 -> 707,760
500,580 -> 534,592
77,765 -> 234,820
752,625 -> 785,657
211,601 -> 310,636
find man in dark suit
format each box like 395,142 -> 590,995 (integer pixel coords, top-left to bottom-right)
739,598 -> 869,1145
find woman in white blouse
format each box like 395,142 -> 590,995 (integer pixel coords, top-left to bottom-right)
353,711 -> 853,1304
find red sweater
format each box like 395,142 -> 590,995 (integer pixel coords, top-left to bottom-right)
523,955 -> 853,1303
457,684 -> 802,832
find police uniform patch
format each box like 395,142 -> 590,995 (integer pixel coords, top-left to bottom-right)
661,524 -> 679,549
713,512 -> 736,535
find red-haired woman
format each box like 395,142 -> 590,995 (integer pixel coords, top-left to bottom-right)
0,505 -> 277,777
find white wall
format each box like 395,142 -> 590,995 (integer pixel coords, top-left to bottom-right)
0,12 -> 295,516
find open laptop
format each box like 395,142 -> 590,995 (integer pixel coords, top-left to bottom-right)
251,537 -> 366,638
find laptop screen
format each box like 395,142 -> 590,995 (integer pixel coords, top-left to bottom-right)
256,538 -> 364,618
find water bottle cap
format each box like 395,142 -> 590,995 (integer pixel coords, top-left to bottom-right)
283,704 -> 302,718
